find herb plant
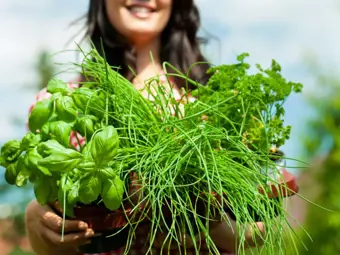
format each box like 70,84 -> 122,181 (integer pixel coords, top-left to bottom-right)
0,48 -> 303,255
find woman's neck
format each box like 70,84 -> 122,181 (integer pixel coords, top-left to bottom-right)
133,38 -> 163,88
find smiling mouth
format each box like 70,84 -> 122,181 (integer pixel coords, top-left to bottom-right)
126,5 -> 155,16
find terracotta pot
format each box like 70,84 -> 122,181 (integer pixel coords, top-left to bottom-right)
258,168 -> 299,199
77,226 -> 129,253
224,167 -> 299,222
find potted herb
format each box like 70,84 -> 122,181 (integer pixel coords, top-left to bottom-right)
0,48 -> 303,255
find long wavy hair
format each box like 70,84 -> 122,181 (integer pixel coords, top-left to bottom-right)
79,0 -> 211,89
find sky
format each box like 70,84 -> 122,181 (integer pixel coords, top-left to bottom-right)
0,0 -> 339,205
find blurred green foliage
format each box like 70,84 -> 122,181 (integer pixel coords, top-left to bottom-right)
0,49 -> 55,254
36,50 -> 55,91
297,62 -> 340,254
10,247 -> 34,255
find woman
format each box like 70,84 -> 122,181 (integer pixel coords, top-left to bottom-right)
25,0 -> 265,254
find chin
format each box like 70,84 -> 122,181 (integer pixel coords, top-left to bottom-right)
128,30 -> 161,44
124,24 -> 162,41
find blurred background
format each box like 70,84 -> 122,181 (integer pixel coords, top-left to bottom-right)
1,0 -> 340,254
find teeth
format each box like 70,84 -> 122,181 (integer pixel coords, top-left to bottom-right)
129,6 -> 151,13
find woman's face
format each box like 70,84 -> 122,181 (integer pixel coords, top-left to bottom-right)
105,0 -> 172,44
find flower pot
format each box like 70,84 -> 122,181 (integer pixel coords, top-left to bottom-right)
55,172 -> 152,253
77,226 -> 129,253
258,168 -> 299,199
56,201 -> 151,253
225,168 -> 299,222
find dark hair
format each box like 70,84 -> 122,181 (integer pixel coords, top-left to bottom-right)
81,0 -> 211,90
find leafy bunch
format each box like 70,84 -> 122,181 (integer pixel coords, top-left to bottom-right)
0,48 -> 304,255
191,53 -> 303,152
0,80 -> 124,217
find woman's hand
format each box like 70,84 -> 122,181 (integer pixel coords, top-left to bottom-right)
152,212 -> 265,253
25,199 -> 95,255
210,213 -> 266,253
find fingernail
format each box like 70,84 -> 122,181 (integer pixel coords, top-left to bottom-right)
79,222 -> 88,229
85,229 -> 94,238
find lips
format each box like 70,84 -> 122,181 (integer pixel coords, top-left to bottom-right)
128,6 -> 154,13
126,4 -> 156,17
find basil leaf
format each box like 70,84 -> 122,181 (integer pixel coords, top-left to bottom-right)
101,175 -> 124,211
67,180 -> 80,205
15,156 -> 32,187
34,176 -> 51,204
0,140 -> 21,163
74,115 -> 96,140
21,133 -> 42,151
37,140 -> 68,157
38,149 -> 84,173
98,167 -> 116,179
26,148 -> 52,176
58,175 -> 75,217
28,99 -> 53,133
4,162 -> 18,185
87,91 -> 107,118
47,79 -> 69,95
82,141 -> 93,161
77,161 -> 96,172
71,87 -> 94,113
78,174 -> 101,204
56,96 -> 78,123
48,121 -> 72,147
90,126 -> 119,167
29,174 -> 38,183
40,123 -> 51,141
0,156 -> 8,168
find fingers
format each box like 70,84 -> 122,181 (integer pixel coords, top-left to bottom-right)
43,227 -> 94,248
50,200 -> 62,213
41,210 -> 90,234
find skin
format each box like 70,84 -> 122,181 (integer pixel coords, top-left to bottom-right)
25,0 -> 266,254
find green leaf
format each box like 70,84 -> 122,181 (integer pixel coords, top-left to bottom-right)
47,79 -> 69,95
15,156 -> 31,187
29,174 -> 37,183
98,166 -> 117,179
4,162 -> 18,185
26,148 -> 52,176
40,123 -> 51,141
101,175 -> 124,211
74,115 -> 96,140
77,161 -> 96,172
67,180 -> 80,205
37,140 -> 84,172
28,99 -> 53,133
21,133 -> 42,151
78,174 -> 101,204
87,91 -> 107,118
71,88 -> 107,117
82,141 -> 93,161
90,126 -> 119,167
0,156 -> 7,168
71,87 -> 94,113
37,140 -> 67,157
38,149 -> 84,173
56,96 -> 78,123
48,121 -> 72,147
34,176 -> 52,204
0,140 -> 21,163
58,174 -> 75,217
